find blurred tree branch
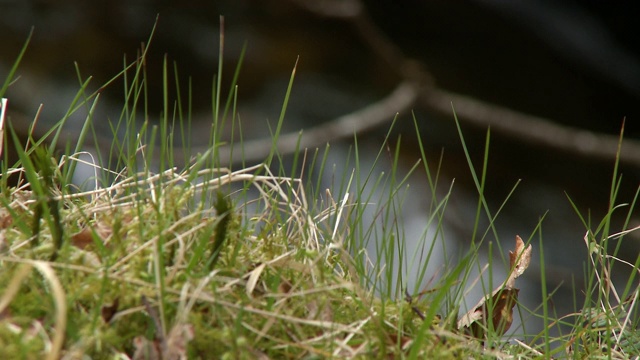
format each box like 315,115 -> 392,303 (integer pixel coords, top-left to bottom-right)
9,2 -> 640,168
219,80 -> 419,164
289,0 -> 640,167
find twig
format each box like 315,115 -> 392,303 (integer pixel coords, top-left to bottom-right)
10,1 -> 640,170
288,0 -> 362,19
141,295 -> 167,354
292,0 -> 640,168
7,79 -> 417,168
421,87 -> 640,165
404,288 -> 426,320
217,81 -> 419,164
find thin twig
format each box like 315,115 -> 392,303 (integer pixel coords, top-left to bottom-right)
293,0 -> 640,168
421,87 -> 640,165
10,1 -> 640,170
217,81 -> 419,164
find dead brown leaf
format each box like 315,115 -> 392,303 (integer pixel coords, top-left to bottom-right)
101,298 -> 119,323
506,235 -> 532,288
70,227 -> 94,249
457,235 -> 532,340
71,222 -> 113,249
0,229 -> 7,253
0,209 -> 12,229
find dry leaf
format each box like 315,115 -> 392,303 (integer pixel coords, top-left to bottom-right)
0,209 -> 12,229
458,235 -> 532,340
101,297 -> 119,323
278,278 -> 292,294
0,229 -> 7,253
506,235 -> 532,288
246,262 -> 266,296
71,223 -> 112,250
71,227 -> 94,249
461,288 -> 520,339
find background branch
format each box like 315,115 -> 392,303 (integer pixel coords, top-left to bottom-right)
218,81 -> 418,164
292,0 -> 640,168
422,87 -> 640,165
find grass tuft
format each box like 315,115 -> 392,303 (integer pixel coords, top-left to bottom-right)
1,24 -> 640,359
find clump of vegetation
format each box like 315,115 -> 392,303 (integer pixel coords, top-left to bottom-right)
1,24 -> 639,359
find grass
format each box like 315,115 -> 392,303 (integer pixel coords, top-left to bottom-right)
2,25 -> 640,359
